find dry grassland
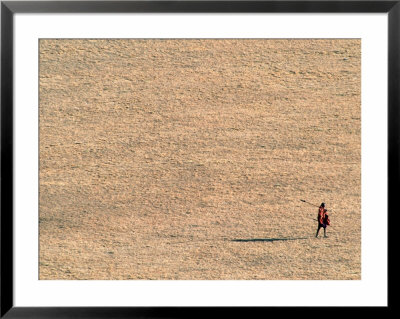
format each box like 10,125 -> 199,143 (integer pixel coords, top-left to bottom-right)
39,39 -> 361,280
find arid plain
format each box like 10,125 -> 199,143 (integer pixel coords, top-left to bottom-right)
39,39 -> 361,280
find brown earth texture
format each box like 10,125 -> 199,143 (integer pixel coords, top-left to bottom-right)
39,39 -> 361,280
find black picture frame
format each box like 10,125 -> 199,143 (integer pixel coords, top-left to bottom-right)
1,1 -> 395,317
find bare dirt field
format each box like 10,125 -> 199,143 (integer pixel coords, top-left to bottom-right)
39,39 -> 361,280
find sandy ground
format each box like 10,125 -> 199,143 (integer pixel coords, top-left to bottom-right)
39,39 -> 361,280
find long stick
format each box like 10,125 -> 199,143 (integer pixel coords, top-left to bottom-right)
311,218 -> 334,228
300,199 -> 336,214
301,199 -> 319,208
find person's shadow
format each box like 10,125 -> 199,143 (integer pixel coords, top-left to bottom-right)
231,237 -> 308,243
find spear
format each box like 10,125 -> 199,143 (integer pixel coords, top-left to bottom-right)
300,199 -> 337,214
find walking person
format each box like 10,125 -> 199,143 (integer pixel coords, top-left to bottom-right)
316,202 -> 330,238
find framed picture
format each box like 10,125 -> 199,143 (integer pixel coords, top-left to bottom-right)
1,0 -> 394,317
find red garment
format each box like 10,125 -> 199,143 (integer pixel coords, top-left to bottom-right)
318,206 -> 327,225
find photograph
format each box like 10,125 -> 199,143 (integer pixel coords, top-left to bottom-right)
39,38 -> 361,280
2,0 -> 393,316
